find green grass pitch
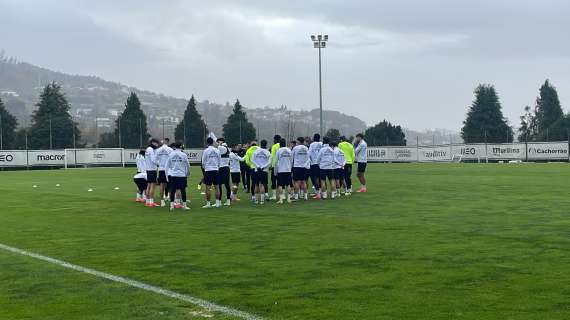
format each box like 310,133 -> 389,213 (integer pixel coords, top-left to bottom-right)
0,163 -> 569,319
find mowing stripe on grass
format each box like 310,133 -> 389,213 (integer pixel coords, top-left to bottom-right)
0,243 -> 264,320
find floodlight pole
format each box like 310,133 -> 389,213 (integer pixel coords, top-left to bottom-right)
49,117 -> 53,149
118,118 -> 122,148
139,118 -> 143,148
183,120 -> 187,147
72,116 -> 76,149
0,112 -> 3,150
318,44 -> 323,137
95,116 -> 99,146
311,34 -> 328,137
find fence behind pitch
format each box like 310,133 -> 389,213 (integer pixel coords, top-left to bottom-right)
0,141 -> 568,168
367,141 -> 569,162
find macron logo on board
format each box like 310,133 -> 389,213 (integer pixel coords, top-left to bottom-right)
37,154 -> 65,161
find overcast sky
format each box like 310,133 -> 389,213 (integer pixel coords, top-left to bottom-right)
1,0 -> 569,130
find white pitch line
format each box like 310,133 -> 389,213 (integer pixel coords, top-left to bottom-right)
0,243 -> 263,320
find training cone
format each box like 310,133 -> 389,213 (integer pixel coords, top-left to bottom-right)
56,184 -> 60,187
114,187 -> 120,190
87,188 -> 93,192
32,185 -> 37,188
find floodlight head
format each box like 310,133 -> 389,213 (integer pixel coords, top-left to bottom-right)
318,34 -> 322,40
314,42 -> 319,48
324,35 -> 328,41
321,42 -> 326,48
311,35 -> 316,41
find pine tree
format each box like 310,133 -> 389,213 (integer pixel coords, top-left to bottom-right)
364,120 -> 406,146
222,99 -> 256,145
545,115 -> 570,141
98,132 -> 117,148
0,97 -> 18,149
174,95 -> 208,147
29,82 -> 80,149
112,92 -> 150,148
325,128 -> 341,142
516,80 -> 563,141
536,80 -> 563,134
461,84 -> 513,143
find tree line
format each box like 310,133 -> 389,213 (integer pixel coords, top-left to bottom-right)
0,82 -> 407,149
7,79 -> 564,150
461,80 -> 566,143
0,83 -> 259,149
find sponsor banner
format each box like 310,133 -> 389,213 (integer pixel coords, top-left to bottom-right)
451,144 -> 487,160
527,142 -> 569,160
124,149 -> 140,164
27,150 -> 67,166
125,148 -> 203,164
0,150 -> 27,166
72,149 -> 123,165
1,143 -> 568,167
184,149 -> 203,163
368,147 -> 417,162
487,143 -> 525,159
418,146 -> 451,162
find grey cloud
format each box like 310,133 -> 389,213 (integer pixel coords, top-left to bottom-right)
1,0 -> 569,130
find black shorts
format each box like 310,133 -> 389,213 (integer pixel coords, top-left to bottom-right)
277,172 -> 292,187
334,168 -> 345,180
133,178 -> 147,192
305,168 -> 311,181
170,176 -> 187,189
293,167 -> 308,181
158,170 -> 168,183
204,170 -> 219,186
146,170 -> 157,183
310,164 -> 320,177
319,169 -> 335,180
231,172 -> 241,184
218,167 -> 230,185
357,162 -> 367,173
254,170 -> 268,186
250,168 -> 258,185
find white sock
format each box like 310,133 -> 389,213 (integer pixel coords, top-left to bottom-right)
261,194 -> 265,202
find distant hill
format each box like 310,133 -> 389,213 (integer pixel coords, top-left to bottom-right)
0,54 -> 367,145
403,128 -> 463,146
